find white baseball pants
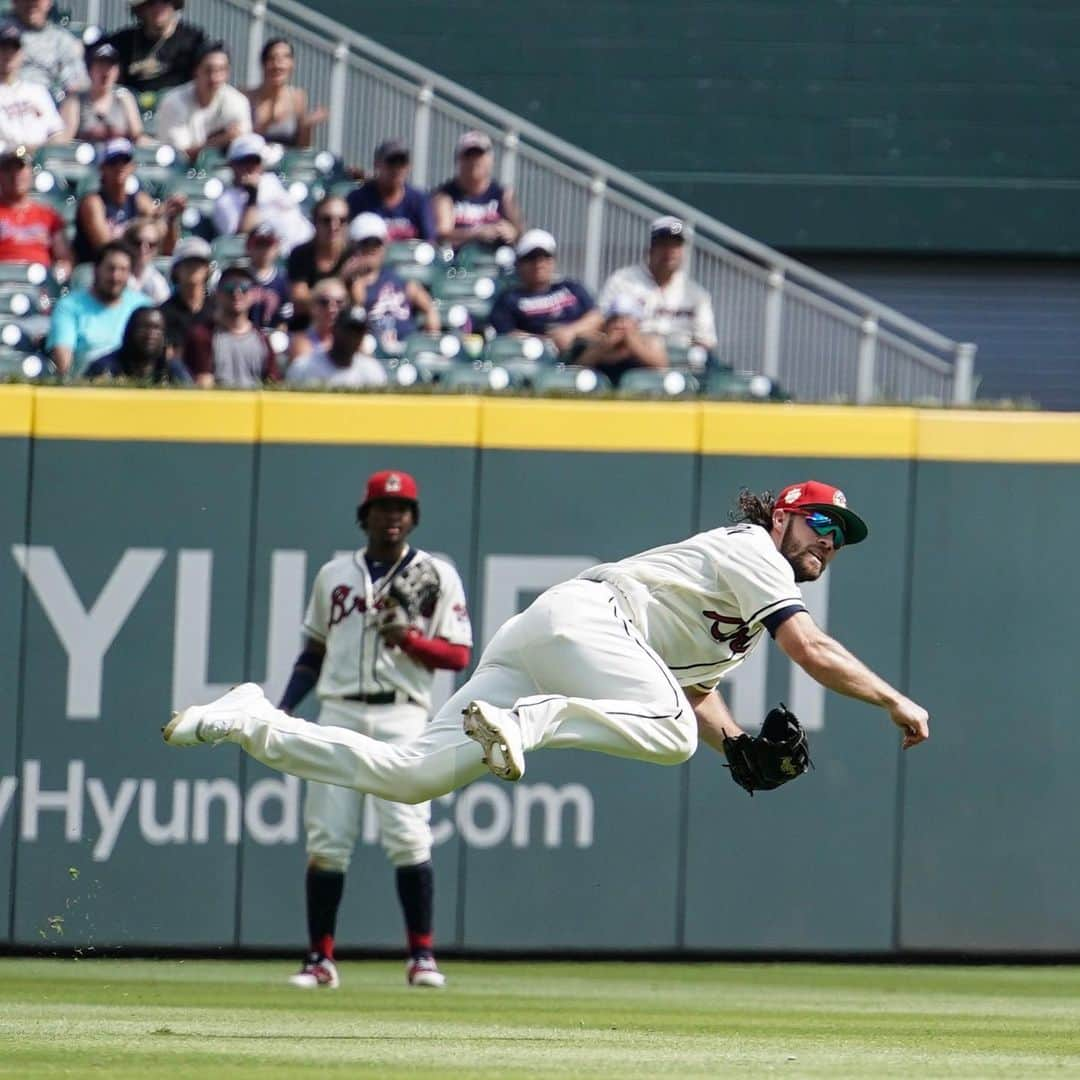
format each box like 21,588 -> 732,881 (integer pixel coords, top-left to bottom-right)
227,580 -> 696,803
304,699 -> 432,871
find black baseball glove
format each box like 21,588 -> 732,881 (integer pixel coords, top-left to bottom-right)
387,559 -> 441,622
722,703 -> 811,796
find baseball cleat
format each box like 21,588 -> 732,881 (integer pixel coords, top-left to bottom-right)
288,953 -> 340,990
463,700 -> 524,782
406,956 -> 446,989
162,682 -> 262,747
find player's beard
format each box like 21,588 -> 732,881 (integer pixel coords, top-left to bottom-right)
779,518 -> 827,583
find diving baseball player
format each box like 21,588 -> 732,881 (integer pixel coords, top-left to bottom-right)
277,470 -> 472,990
165,481 -> 929,827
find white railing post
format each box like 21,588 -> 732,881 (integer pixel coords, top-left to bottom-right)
856,316 -> 878,404
85,0 -> 102,30
411,83 -> 434,188
583,175 -> 607,292
499,129 -> 518,189
763,268 -> 785,379
952,341 -> 977,405
246,2 -> 268,89
326,43 -> 349,157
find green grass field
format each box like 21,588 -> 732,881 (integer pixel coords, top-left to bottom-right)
1,958 -> 1079,1077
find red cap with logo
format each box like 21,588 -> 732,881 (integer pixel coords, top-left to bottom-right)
358,469 -> 420,523
773,481 -> 869,544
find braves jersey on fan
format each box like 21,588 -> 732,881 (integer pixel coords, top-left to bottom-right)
488,279 -> 594,336
580,524 -> 804,688
303,547 -> 472,711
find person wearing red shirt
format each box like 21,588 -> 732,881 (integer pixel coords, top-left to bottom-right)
0,141 -> 70,276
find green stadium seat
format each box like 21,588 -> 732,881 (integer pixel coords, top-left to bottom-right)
385,239 -> 444,287
438,361 -> 522,392
455,242 -> 514,277
664,340 -> 714,374
211,234 -> 250,262
66,263 -> 94,291
0,345 -> 52,379
531,365 -> 611,396
704,368 -> 789,401
0,261 -> 51,287
432,272 -> 496,328
616,368 -> 700,397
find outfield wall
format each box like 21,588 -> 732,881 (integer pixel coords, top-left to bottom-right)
2,387 -> 1078,955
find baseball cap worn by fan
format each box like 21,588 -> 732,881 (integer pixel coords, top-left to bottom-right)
359,470 -> 420,524
170,235 -> 211,268
349,212 -> 388,244
374,139 -> 410,163
650,215 -> 686,243
456,130 -> 493,155
774,481 -> 869,545
515,229 -> 556,259
102,138 -> 134,164
228,133 -> 267,163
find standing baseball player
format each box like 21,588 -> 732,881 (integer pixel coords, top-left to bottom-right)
165,481 -> 929,824
277,469 -> 472,990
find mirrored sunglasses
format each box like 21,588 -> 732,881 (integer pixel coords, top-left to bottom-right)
798,510 -> 846,548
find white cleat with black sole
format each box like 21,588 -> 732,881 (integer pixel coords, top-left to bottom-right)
462,700 -> 524,782
162,682 -> 263,747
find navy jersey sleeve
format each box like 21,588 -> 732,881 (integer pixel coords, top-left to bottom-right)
761,603 -> 807,637
411,188 -> 436,242
488,289 -> 520,334
568,279 -> 596,313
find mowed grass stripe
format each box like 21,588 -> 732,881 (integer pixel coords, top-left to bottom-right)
0,960 -> 1078,1078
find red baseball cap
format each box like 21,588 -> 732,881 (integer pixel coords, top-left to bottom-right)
362,469 -> 419,505
773,481 -> 869,544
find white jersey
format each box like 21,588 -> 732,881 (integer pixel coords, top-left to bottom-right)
597,263 -> 717,348
303,546 -> 472,711
580,524 -> 804,689
0,79 -> 63,150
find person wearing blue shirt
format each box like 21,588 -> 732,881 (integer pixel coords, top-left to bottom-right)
344,212 -> 440,350
488,229 -> 603,353
346,139 -> 435,243
47,240 -> 152,376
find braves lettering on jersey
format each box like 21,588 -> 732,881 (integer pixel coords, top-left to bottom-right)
303,547 -> 472,711
488,279 -> 595,336
0,200 -> 63,265
358,267 -> 414,342
579,524 -> 805,689
436,178 -> 506,230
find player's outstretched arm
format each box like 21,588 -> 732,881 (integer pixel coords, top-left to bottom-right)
774,611 -> 929,749
278,635 -> 326,714
685,686 -> 745,756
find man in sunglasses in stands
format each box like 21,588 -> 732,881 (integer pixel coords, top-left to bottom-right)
166,481 -> 929,812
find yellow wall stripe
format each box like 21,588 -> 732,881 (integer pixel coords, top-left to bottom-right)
0,384 -> 33,436
701,403 -> 918,459
259,393 -> 480,445
32,388 -> 260,442
4,386 -> 1080,463
916,412 -> 1080,463
481,398 -> 701,452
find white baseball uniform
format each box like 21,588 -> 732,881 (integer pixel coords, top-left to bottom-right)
225,525 -> 806,800
301,546 -> 471,870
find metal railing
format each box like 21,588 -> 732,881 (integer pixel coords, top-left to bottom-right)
76,0 -> 978,404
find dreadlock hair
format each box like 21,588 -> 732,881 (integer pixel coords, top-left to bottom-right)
731,488 -> 775,530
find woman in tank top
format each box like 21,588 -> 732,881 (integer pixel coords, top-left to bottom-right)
246,38 -> 328,150
60,42 -> 145,146
432,129 -> 524,251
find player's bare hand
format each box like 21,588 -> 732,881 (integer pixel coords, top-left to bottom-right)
889,698 -> 929,749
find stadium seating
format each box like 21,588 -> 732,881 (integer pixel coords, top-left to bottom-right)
616,368 -> 700,397
385,240 -> 444,287
704,368 -> 788,401
531,365 -> 612,395
432,272 -> 497,328
439,362 -> 522,392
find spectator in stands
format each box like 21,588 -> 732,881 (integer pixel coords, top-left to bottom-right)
432,130 -> 523,251
488,228 -> 602,353
108,0 -> 208,100
0,142 -> 70,277
159,234 -> 211,355
60,42 -> 145,146
212,132 -> 313,255
246,38 -> 328,150
73,138 -> 172,265
0,20 -> 63,151
289,274 -> 347,362
571,294 -> 668,386
286,304 -> 387,389
183,264 -> 280,388
245,222 -> 291,330
347,139 -> 434,242
155,41 -> 251,164
343,212 -> 439,349
47,240 -> 152,376
9,0 -> 87,98
286,194 -> 350,315
83,304 -> 190,382
598,215 -> 717,350
123,217 -> 169,304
